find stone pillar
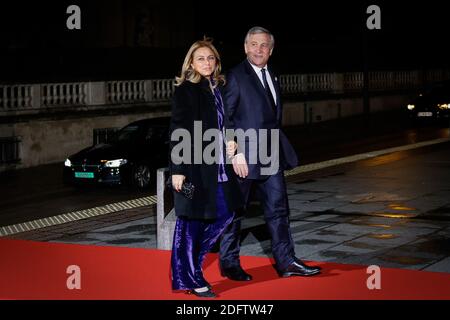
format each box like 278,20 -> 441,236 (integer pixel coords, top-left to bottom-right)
332,73 -> 344,94
156,167 -> 176,250
144,80 -> 154,102
86,82 -> 106,105
30,84 -> 41,109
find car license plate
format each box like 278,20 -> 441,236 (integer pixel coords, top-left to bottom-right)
418,112 -> 433,117
75,172 -> 94,179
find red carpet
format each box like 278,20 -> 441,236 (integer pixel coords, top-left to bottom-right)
1,239 -> 449,300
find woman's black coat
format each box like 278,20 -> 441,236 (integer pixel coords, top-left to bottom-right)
169,78 -> 243,220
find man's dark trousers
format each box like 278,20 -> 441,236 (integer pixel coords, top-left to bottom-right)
219,170 -> 296,271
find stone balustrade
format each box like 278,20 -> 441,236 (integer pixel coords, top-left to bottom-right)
1,69 -> 448,114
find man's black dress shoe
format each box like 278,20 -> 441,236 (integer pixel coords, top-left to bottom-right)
294,257 -> 322,271
279,260 -> 321,277
187,288 -> 216,298
221,266 -> 253,281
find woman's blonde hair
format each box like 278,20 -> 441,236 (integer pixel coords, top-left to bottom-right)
175,39 -> 225,87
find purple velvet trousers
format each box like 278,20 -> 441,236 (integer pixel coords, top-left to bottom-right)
171,183 -> 234,290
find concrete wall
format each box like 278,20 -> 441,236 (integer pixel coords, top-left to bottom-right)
282,93 -> 413,126
1,93 -> 413,170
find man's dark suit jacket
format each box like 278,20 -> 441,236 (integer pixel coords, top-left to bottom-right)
223,59 -> 298,179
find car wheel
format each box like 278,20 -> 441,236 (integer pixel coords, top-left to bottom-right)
133,164 -> 151,188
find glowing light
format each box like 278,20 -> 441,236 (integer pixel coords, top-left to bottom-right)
373,212 -> 415,219
368,224 -> 391,229
368,234 -> 396,239
388,204 -> 416,211
104,159 -> 128,167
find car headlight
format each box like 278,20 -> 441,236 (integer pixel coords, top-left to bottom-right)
407,104 -> 415,110
104,159 -> 128,167
64,159 -> 72,167
438,103 -> 449,110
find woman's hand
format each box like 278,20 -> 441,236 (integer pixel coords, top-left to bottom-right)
172,175 -> 186,192
226,141 -> 238,158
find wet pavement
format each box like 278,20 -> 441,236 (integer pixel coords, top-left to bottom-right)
0,164 -> 151,226
6,139 -> 450,273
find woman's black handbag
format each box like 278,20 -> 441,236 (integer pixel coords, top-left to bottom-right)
166,177 -> 195,200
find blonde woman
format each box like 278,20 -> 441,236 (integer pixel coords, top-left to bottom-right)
169,39 -> 243,298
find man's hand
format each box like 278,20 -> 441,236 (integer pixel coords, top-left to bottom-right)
171,174 -> 185,192
232,153 -> 248,178
226,141 -> 238,158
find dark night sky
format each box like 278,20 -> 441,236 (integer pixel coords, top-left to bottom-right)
0,1 -> 448,82
1,1 -> 447,47
192,1 -> 449,72
192,1 -> 447,43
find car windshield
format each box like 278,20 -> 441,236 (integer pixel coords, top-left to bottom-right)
109,123 -> 167,144
110,125 -> 142,144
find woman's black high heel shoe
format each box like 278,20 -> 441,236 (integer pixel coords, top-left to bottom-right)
186,288 -> 217,298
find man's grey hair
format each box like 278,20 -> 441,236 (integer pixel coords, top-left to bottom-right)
244,26 -> 275,48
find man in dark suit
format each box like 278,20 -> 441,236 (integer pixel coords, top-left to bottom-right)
219,26 -> 321,281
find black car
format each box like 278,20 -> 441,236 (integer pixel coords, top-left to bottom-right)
406,81 -> 450,125
63,117 -> 170,188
